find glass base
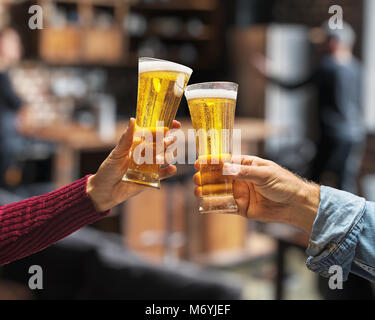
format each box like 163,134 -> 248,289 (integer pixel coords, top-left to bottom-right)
198,195 -> 238,214
122,169 -> 160,189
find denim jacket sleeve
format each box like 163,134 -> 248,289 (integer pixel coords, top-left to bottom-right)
306,186 -> 375,282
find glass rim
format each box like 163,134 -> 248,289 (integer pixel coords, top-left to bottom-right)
138,57 -> 193,76
184,81 -> 238,101
185,81 -> 238,92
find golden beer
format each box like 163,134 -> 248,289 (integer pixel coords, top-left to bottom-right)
123,57 -> 192,188
185,82 -> 239,214
198,154 -> 233,196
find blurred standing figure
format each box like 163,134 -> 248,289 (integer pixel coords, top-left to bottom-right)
253,22 -> 365,195
254,22 -> 371,300
0,27 -> 23,188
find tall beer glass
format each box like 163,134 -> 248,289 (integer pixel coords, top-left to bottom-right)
185,82 -> 239,214
123,57 -> 192,188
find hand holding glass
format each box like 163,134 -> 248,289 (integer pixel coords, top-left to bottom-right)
123,57 -> 192,188
185,82 -> 239,214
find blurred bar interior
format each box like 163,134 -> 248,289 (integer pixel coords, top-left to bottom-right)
0,0 -> 375,300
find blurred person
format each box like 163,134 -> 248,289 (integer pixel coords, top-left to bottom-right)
0,27 -> 24,188
253,22 -> 365,195
0,118 -> 179,266
193,156 -> 375,284
253,21 -> 370,299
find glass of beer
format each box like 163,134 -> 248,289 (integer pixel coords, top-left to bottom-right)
185,82 -> 239,214
123,57 -> 192,188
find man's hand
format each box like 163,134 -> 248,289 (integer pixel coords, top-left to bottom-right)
193,156 -> 320,235
87,118 -> 179,212
251,53 -> 278,79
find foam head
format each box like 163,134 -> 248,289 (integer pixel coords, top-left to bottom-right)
139,58 -> 193,76
184,88 -> 237,101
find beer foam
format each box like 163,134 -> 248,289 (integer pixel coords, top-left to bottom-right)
184,89 -> 237,101
139,60 -> 193,75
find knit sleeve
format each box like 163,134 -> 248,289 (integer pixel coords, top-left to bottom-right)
0,175 -> 110,266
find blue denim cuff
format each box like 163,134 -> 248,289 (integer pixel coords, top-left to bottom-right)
305,186 -> 366,280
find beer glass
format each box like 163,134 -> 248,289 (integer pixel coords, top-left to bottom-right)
123,57 -> 192,188
185,82 -> 239,214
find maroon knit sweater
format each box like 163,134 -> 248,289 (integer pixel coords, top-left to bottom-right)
0,175 -> 110,266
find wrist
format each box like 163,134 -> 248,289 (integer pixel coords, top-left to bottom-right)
286,181 -> 320,235
86,175 -> 112,212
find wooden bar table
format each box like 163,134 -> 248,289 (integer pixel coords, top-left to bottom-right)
20,118 -> 277,186
20,121 -> 126,187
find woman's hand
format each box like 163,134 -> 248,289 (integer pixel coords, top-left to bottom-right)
87,118 -> 179,212
193,155 -> 320,234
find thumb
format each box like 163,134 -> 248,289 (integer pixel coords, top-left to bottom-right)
223,163 -> 270,185
110,118 -> 135,159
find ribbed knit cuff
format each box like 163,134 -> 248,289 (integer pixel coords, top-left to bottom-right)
0,175 -> 110,265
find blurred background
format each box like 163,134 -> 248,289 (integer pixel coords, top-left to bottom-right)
0,0 -> 375,300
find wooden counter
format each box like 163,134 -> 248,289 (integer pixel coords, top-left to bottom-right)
20,118 -> 276,150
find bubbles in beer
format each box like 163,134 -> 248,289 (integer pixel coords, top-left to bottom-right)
123,57 -> 192,188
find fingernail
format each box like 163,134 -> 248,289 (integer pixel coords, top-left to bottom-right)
155,154 -> 164,164
128,118 -> 135,127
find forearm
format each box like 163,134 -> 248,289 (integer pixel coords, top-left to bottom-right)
0,176 -> 110,266
267,75 -> 312,90
86,174 -> 116,212
284,182 -> 320,235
